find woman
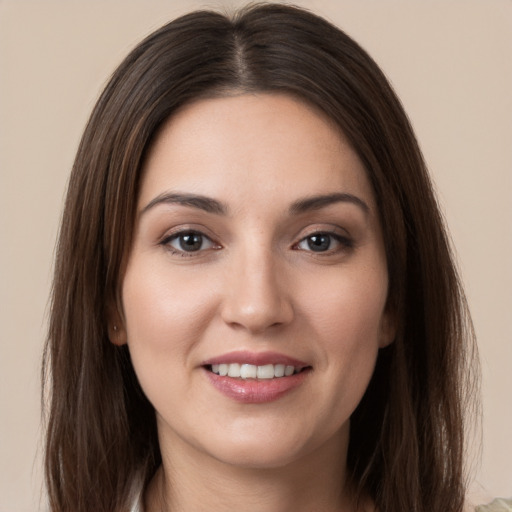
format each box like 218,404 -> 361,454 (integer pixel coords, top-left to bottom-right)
43,4 -> 478,511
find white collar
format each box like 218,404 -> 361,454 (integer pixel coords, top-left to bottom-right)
129,477 -> 144,512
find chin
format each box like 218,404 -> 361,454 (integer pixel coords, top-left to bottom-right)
210,443 -> 306,470
196,423 -> 338,471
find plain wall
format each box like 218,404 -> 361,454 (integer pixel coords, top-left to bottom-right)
0,1 -> 510,510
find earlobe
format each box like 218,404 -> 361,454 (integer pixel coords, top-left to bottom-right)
106,304 -> 128,346
108,322 -> 127,346
379,311 -> 396,348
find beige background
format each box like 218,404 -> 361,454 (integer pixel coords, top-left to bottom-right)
1,1 -> 511,510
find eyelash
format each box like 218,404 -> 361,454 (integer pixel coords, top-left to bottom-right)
294,232 -> 354,255
159,229 -> 354,257
160,230 -> 219,257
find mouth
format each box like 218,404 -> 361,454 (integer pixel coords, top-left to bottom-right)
201,351 -> 312,403
205,363 -> 308,380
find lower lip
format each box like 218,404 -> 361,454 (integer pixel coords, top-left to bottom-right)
203,368 -> 310,404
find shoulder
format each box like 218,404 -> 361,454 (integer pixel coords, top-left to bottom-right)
474,498 -> 512,512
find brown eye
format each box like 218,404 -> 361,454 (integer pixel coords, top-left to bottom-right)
176,232 -> 203,251
162,230 -> 216,254
296,232 -> 354,253
305,234 -> 332,252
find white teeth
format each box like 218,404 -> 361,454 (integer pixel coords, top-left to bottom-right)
209,363 -> 302,379
284,365 -> 295,376
240,364 -> 257,379
227,363 -> 240,377
257,364 -> 274,379
274,364 -> 285,377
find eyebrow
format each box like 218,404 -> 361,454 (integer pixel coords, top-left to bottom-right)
289,193 -> 370,215
140,191 -> 369,217
140,192 -> 228,216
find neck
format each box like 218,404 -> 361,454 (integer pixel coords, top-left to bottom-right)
144,425 -> 364,512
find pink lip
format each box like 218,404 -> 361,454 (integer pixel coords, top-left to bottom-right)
202,350 -> 308,368
201,351 -> 311,404
204,369 -> 310,404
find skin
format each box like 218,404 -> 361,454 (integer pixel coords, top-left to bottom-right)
112,93 -> 393,512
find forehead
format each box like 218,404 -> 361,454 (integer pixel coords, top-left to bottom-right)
139,93 -> 375,212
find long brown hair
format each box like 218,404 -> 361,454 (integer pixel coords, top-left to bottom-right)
43,4 -> 478,511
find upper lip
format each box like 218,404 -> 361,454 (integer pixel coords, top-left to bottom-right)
202,350 -> 309,369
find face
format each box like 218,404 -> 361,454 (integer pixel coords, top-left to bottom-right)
114,93 -> 393,470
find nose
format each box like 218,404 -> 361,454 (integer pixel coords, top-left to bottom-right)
220,247 -> 294,334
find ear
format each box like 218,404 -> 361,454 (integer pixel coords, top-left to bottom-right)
379,309 -> 396,348
106,304 -> 127,346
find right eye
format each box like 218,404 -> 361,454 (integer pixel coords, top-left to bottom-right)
294,231 -> 354,254
161,230 -> 218,256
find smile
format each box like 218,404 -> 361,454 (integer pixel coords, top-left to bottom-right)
208,363 -> 302,379
202,352 -> 311,403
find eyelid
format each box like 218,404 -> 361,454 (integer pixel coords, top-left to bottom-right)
159,223 -> 217,242
296,233 -> 352,249
159,226 -> 222,256
293,223 -> 352,242
292,226 -> 355,254
157,223 -> 354,257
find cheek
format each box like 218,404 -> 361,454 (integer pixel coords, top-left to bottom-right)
120,260 -> 223,421
121,259 -> 218,365
303,265 -> 388,343
299,263 -> 388,386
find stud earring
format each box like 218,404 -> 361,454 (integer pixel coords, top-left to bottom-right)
113,325 -> 118,332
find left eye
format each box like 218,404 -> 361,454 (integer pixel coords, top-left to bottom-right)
163,231 -> 216,253
296,233 -> 347,253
